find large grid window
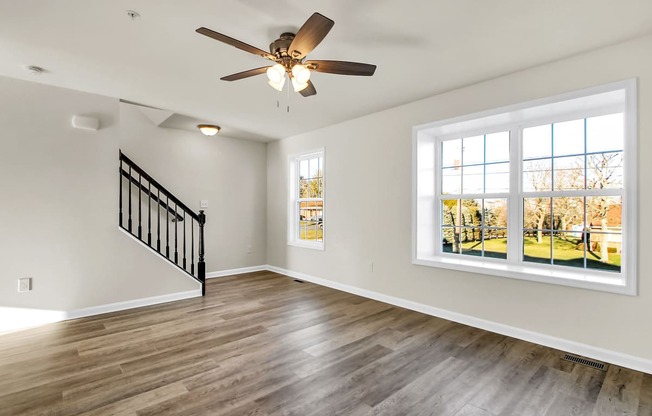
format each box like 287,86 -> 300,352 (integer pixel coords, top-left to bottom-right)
414,80 -> 637,295
522,115 -> 623,272
289,150 -> 324,249
441,132 -> 509,259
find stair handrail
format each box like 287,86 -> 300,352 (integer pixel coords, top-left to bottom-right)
120,151 -> 199,221
119,150 -> 206,295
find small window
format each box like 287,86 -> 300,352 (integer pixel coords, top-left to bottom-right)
289,150 -> 324,250
413,80 -> 637,295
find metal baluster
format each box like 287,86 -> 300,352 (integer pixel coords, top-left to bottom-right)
157,188 -> 161,252
128,166 -> 132,232
166,195 -> 170,258
147,181 -> 152,245
174,202 -> 178,264
191,218 -> 195,275
138,173 -> 142,239
119,159 -> 123,227
183,210 -> 187,270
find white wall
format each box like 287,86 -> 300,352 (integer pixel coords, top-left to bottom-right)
119,104 -> 267,272
0,76 -> 267,328
267,35 -> 652,362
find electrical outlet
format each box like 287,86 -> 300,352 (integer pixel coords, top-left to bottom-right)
247,245 -> 252,254
200,200 -> 209,209
18,277 -> 32,292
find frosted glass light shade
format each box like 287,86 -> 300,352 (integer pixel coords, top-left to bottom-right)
291,77 -> 308,92
291,64 -> 311,84
266,64 -> 286,83
268,76 -> 286,91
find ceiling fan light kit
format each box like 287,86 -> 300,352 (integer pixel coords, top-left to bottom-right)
196,12 -> 376,98
291,64 -> 311,84
291,78 -> 308,93
266,64 -> 285,84
268,79 -> 285,92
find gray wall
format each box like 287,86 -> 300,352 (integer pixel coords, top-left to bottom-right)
3,32 -> 651,365
266,35 -> 652,361
119,103 -> 267,272
0,77 -> 267,324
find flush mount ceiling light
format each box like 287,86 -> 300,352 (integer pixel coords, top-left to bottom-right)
197,124 -> 220,136
195,12 -> 376,97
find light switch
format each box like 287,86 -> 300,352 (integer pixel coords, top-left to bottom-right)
200,200 -> 209,208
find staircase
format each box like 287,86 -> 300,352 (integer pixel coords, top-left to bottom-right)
119,150 -> 206,295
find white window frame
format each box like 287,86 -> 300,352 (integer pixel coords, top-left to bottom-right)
412,79 -> 637,295
288,149 -> 325,250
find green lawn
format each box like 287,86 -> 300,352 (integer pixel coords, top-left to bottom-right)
523,235 -> 620,271
443,237 -> 507,259
459,237 -> 507,259
299,221 -> 323,241
443,235 -> 621,272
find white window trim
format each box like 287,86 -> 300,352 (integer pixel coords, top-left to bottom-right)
288,148 -> 325,251
412,79 -> 637,295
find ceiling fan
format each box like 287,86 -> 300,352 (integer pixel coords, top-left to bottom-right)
196,12 -> 377,97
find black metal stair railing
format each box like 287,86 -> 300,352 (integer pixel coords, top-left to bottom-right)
119,150 -> 206,296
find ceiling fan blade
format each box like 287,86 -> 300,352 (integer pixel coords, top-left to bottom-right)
300,80 -> 317,97
196,27 -> 275,60
288,13 -> 334,59
220,66 -> 270,81
304,60 -> 376,76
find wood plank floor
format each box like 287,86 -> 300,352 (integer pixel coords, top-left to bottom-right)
1,271 -> 650,416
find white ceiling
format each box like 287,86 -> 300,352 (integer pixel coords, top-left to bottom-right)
1,0 -> 651,141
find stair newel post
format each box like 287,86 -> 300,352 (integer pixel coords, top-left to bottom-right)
198,210 -> 206,296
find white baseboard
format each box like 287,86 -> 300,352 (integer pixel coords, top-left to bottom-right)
206,265 -> 268,279
266,265 -> 652,375
5,261 -> 649,374
0,289 -> 201,334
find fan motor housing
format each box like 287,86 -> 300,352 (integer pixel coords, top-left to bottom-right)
269,32 -> 296,58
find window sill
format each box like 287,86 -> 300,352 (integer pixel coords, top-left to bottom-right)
288,240 -> 324,251
413,255 -> 634,296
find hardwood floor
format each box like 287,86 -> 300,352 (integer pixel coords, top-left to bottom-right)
1,271 -> 650,416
